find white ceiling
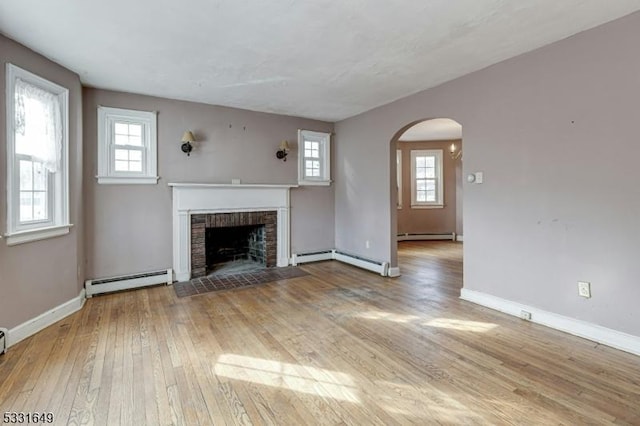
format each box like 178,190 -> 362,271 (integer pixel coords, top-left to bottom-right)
1,1 -> 639,122
399,118 -> 462,141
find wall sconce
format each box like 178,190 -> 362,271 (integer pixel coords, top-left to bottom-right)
181,131 -> 195,156
276,140 -> 290,161
449,142 -> 462,160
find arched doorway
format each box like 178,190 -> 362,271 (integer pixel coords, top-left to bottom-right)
388,118 -> 463,276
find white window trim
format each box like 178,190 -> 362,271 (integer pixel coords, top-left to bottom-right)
397,149 -> 402,209
5,63 -> 71,246
410,149 -> 444,209
97,106 -> 159,184
298,129 -> 331,186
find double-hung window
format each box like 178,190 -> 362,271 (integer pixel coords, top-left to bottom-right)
298,130 -> 331,186
410,149 -> 443,208
5,64 -> 70,245
97,106 -> 158,184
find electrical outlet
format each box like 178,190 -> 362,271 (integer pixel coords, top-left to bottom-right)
578,281 -> 591,298
365,240 -> 370,249
475,172 -> 484,184
520,310 -> 532,321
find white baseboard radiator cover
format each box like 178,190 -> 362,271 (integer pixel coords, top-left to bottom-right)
397,232 -> 456,241
292,250 -> 389,276
86,269 -> 173,297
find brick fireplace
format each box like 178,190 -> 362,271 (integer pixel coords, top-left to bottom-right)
190,211 -> 277,278
169,183 -> 296,281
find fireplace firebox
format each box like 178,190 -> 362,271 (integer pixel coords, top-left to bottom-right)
190,211 -> 277,278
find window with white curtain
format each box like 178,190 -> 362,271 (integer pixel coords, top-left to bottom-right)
5,63 -> 70,245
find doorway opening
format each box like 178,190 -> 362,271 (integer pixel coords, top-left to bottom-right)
389,118 -> 463,280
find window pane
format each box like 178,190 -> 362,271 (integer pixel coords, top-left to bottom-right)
416,191 -> 426,202
20,160 -> 33,191
425,157 -> 435,167
20,192 -> 33,221
33,162 -> 47,190
115,122 -> 129,135
416,167 -> 426,179
426,191 -> 436,202
115,149 -> 129,160
129,124 -> 142,136
33,191 -> 47,220
417,180 -> 426,191
425,167 -> 435,178
15,96 -> 51,157
416,156 -> 426,167
128,136 -> 142,146
129,161 -> 142,172
426,180 -> 436,191
129,150 -> 142,161
115,134 -> 128,145
115,160 -> 129,171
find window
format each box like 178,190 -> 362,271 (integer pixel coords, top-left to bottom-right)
410,149 -> 443,208
396,149 -> 402,209
5,63 -> 70,245
298,129 -> 331,185
97,106 -> 158,184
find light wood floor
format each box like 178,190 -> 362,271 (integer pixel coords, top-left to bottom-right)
1,241 -> 639,425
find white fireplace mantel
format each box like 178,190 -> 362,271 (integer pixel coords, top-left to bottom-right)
169,183 -> 297,281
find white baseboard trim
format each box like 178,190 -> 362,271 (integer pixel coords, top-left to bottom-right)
8,289 -> 86,348
397,233 -> 455,241
456,234 -> 464,242
387,266 -> 401,277
460,288 -> 640,356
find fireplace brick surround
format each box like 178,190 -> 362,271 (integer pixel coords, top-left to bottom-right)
190,211 -> 277,278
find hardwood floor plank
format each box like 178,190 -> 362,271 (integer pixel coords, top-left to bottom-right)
1,241 -> 639,424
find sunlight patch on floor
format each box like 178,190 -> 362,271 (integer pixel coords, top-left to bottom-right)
424,318 -> 498,332
214,354 -> 360,403
375,379 -> 483,423
355,310 -> 420,323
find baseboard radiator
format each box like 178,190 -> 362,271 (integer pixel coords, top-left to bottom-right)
292,250 -> 389,276
397,232 -> 456,241
85,269 -> 173,297
291,250 -> 334,265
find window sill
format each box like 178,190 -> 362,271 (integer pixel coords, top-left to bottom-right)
5,224 -> 73,246
97,176 -> 160,185
298,180 -> 332,187
411,204 -> 444,209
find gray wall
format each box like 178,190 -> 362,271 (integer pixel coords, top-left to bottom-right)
0,35 -> 84,329
335,12 -> 640,336
396,140 -> 460,235
83,89 -> 334,279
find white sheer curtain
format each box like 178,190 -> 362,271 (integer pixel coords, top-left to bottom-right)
14,78 -> 62,173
